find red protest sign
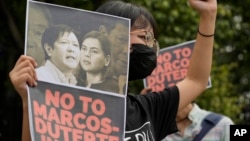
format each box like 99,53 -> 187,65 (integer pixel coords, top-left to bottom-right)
28,81 -> 125,141
143,40 -> 211,92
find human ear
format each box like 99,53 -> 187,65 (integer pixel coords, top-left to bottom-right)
99,25 -> 108,36
104,55 -> 111,66
44,43 -> 53,57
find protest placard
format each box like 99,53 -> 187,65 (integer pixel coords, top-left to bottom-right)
25,0 -> 130,140
28,81 -> 125,141
143,40 -> 211,92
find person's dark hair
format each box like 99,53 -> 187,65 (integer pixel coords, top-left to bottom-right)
81,31 -> 111,57
96,0 -> 159,39
41,24 -> 80,60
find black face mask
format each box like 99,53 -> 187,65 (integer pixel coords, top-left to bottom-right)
129,44 -> 157,81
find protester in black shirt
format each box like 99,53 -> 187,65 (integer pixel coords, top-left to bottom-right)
9,0 -> 217,140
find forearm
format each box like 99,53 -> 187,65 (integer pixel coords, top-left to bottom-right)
187,13 -> 216,88
21,100 -> 31,141
177,0 -> 217,111
9,55 -> 37,141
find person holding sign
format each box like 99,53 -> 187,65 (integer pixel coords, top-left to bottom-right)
9,0 -> 217,140
76,30 -> 119,93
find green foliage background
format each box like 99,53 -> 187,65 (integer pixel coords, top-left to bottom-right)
0,0 -> 249,140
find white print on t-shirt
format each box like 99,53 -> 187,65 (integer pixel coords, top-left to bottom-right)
125,122 -> 155,141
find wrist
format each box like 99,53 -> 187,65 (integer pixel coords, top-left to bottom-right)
198,29 -> 214,37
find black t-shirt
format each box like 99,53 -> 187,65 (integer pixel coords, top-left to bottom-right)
125,86 -> 179,141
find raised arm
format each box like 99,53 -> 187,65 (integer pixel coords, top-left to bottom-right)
9,55 -> 38,141
176,0 -> 217,110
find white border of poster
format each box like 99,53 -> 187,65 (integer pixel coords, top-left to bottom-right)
26,0 -> 130,140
